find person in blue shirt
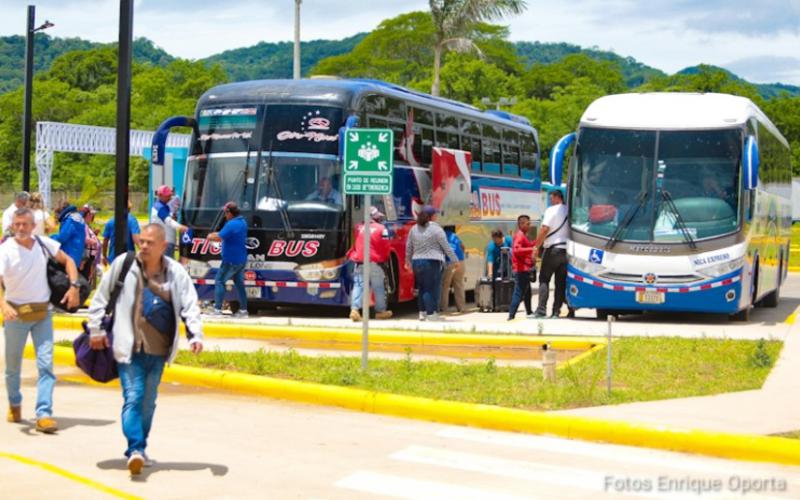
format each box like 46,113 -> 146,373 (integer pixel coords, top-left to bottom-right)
440,226 -> 466,313
101,201 -> 141,264
485,229 -> 513,280
207,202 -> 249,318
51,202 -> 85,269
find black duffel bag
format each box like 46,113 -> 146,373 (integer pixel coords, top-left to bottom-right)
35,236 -> 90,313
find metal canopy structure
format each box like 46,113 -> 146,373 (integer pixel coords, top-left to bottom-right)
35,121 -> 191,206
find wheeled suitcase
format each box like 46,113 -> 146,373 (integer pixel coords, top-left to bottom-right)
492,277 -> 514,312
476,278 -> 494,312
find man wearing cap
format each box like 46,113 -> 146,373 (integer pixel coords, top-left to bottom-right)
206,202 -> 249,318
405,206 -> 459,321
151,185 -> 187,258
347,206 -> 392,321
2,192 -> 30,237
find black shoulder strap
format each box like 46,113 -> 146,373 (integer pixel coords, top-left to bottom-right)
34,235 -> 53,260
546,209 -> 568,239
106,252 -> 135,315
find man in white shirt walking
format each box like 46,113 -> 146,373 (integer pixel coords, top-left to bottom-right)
0,208 -> 80,432
533,189 -> 571,318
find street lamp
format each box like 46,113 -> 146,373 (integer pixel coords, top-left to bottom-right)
22,5 -> 54,192
480,96 -> 517,110
293,0 -> 301,80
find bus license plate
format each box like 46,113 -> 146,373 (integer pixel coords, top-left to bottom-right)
636,291 -> 665,304
245,287 -> 262,299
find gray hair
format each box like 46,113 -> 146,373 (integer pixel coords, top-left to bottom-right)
141,223 -> 167,241
15,191 -> 30,202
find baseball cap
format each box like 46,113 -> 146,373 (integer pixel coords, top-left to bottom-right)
156,185 -> 172,197
421,205 -> 438,215
80,204 -> 97,215
369,206 -> 385,221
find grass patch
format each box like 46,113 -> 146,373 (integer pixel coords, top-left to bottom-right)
173,337 -> 782,411
772,430 -> 800,440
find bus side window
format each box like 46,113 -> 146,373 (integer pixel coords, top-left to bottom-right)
521,137 -> 536,180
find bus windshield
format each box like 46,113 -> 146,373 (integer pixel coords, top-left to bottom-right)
570,127 -> 741,242
256,154 -> 343,212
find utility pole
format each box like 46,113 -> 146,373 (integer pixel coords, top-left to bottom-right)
21,6 -> 54,192
114,0 -> 133,259
293,0 -> 301,79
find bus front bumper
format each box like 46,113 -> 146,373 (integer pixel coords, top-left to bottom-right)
566,266 -> 743,314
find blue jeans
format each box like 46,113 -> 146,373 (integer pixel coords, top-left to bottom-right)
214,262 -> 247,311
350,263 -> 387,312
118,351 -> 166,457
412,259 -> 443,315
508,271 -> 532,319
165,243 -> 176,259
3,311 -> 55,418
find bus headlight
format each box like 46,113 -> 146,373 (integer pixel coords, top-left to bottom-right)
568,255 -> 605,275
698,257 -> 744,278
294,259 -> 344,282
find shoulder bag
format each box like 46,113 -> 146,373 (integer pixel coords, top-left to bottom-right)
35,236 -> 90,313
74,252 -> 135,383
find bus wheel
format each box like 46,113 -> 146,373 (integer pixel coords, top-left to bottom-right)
596,309 -> 610,320
761,284 -> 780,308
384,256 -> 399,305
730,307 -> 750,322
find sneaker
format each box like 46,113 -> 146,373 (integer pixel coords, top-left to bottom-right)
418,312 -> 426,321
233,310 -> 249,319
207,309 -> 224,317
350,309 -> 362,322
127,452 -> 145,475
375,310 -> 393,320
6,406 -> 20,423
532,312 -> 547,319
35,417 -> 58,434
426,312 -> 441,321
566,309 -> 576,319
525,313 -> 538,319
143,453 -> 155,468
549,314 -> 561,319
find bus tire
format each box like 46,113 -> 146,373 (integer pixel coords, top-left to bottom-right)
596,309 -> 610,320
730,307 -> 750,322
761,284 -> 780,308
384,256 -> 399,305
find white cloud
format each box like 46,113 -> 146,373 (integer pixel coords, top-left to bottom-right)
1,0 -> 799,84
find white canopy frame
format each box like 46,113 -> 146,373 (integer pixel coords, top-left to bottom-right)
35,121 -> 191,207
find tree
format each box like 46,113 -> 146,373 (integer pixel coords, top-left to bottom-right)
428,0 -> 526,96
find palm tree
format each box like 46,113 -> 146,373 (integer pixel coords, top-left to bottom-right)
429,0 -> 527,96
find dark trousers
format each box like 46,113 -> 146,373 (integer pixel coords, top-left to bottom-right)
536,247 -> 567,316
412,259 -> 443,315
508,271 -> 532,319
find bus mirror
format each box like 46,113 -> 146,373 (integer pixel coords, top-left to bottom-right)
152,116 -> 197,166
338,115 -> 360,159
549,132 -> 576,186
743,135 -> 759,190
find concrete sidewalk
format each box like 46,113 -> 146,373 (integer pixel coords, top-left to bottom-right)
557,315 -> 800,435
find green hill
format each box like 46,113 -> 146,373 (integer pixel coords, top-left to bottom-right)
201,33 -> 367,81
678,64 -> 800,98
514,41 -> 666,88
0,35 -> 173,94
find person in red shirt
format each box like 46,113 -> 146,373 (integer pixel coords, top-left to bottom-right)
347,207 -> 392,321
508,214 -> 536,320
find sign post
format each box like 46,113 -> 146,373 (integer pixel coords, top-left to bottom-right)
343,128 -> 394,370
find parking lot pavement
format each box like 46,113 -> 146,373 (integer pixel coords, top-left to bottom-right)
202,274 -> 800,340
2,359 -> 799,499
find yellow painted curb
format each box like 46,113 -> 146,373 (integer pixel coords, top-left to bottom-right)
45,314 -> 602,351
37,346 -> 800,466
0,451 -> 141,500
789,267 -> 800,273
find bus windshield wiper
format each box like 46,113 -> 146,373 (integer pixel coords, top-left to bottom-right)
660,190 -> 697,249
210,147 -> 250,232
606,190 -> 648,250
264,142 -> 294,237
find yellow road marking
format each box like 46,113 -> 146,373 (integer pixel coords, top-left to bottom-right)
0,452 -> 142,500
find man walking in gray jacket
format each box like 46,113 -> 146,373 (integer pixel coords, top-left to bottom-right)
87,224 -> 203,475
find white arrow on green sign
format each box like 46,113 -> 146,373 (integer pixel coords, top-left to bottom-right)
343,128 -> 393,195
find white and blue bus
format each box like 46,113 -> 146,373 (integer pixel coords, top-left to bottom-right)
152,79 -> 542,312
549,93 -> 792,320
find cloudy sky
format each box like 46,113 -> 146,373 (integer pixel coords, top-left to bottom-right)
1,0 -> 799,84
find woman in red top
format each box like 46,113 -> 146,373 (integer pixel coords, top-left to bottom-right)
508,215 -> 535,320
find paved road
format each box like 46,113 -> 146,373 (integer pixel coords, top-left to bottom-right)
2,366 -> 800,499
203,274 -> 800,340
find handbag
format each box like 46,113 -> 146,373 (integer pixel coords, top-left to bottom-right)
528,268 -> 537,283
34,236 -> 90,313
73,252 -> 135,383
141,285 -> 176,337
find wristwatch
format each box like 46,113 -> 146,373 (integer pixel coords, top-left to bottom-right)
69,280 -> 81,289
